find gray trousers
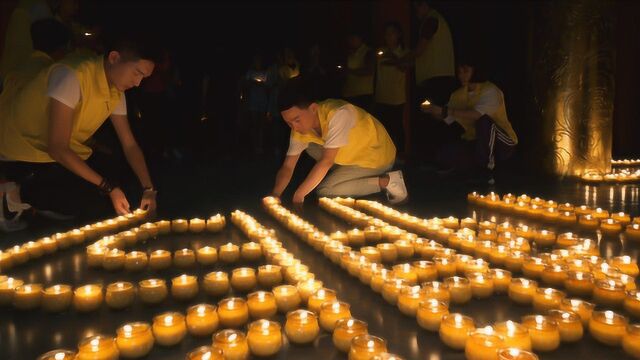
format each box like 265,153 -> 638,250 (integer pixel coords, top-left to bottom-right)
306,143 -> 393,197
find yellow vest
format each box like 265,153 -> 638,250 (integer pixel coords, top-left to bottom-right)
415,9 -> 455,84
342,44 -> 374,97
448,82 -> 518,144
291,99 -> 396,169
375,46 -> 408,105
0,55 -> 124,162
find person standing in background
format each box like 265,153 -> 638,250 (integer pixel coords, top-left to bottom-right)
341,30 -> 374,112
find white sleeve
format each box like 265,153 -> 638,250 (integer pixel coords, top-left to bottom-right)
112,96 -> 127,116
286,135 -> 308,156
47,66 -> 81,109
324,105 -> 356,148
473,86 -> 501,116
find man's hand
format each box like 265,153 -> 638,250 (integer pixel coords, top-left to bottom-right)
140,189 -> 157,212
110,188 -> 131,215
292,191 -> 306,204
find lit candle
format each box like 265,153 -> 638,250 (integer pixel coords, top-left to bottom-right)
496,348 -> 539,360
421,281 -> 451,304
434,256 -> 458,278
417,299 -> 449,331
361,247 -> 382,263
413,260 -> 438,283
241,242 -> 262,262
532,287 -> 565,313
219,243 -> 240,263
173,248 -> 196,268
560,298 -> 595,327
558,211 -> 577,226
392,263 -> 418,285
105,281 -> 135,309
202,271 -> 230,297
609,256 -> 639,277
152,312 -> 187,346
155,220 -> 171,234
42,284 -> 72,312
468,272 -> 495,299
39,237 -> 58,254
138,279 -> 168,304
24,241 -> 44,259
534,230 -> 556,247
465,327 -> 506,360
76,335 -> 119,360
548,309 -> 583,342
332,318 -> 369,352
490,269 -> 512,294
148,250 -> 172,270
578,214 -> 599,230
364,226 -> 383,243
37,350 -> 77,360
297,279 -> 324,303
171,219 -> 188,233
521,257 -> 546,280
508,278 -> 538,305
230,267 -> 257,293
257,265 -> 283,288
116,322 -> 154,358
285,309 -> 320,344
12,283 -> 42,310
186,304 -> 219,337
140,222 -> 158,238
397,285 -> 424,316
504,251 -> 525,273
320,301 -> 352,331
376,243 -> 398,263
73,284 -> 103,312
593,279 -> 626,307
246,319 -> 282,357
196,246 -> 218,265
439,313 -> 476,350
444,276 -> 472,304
601,218 -> 622,236
272,285 -> 302,313
394,239 -> 415,259
247,291 -> 277,319
588,310 -> 627,346
171,274 -> 199,301
86,247 -> 106,268
218,297 -> 250,328
124,251 -> 148,272
189,218 -> 206,232
494,321 -> 532,351
212,329 -> 249,360
563,271 -> 594,297
625,224 -> 640,241
622,324 -> 640,359
186,346 -> 224,360
521,315 -> 560,352
308,288 -> 337,314
347,229 -> 366,247
349,334 -> 387,360
206,214 -> 226,232
102,249 -> 125,271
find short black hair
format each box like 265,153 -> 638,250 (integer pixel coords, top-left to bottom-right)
277,77 -> 316,112
30,18 -> 71,55
103,30 -> 163,64
383,21 -> 405,48
456,54 -> 488,83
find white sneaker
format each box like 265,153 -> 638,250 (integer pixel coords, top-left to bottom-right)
385,170 -> 408,204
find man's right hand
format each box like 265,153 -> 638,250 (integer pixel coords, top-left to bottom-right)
110,188 -> 131,215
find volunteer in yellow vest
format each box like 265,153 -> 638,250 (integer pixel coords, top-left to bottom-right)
271,78 -> 408,204
421,58 -> 517,183
0,33 -> 160,218
341,31 -> 375,111
375,21 -> 409,156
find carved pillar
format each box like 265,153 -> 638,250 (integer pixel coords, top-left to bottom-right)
531,0 -> 615,177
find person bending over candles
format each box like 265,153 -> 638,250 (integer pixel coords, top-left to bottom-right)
271,77 -> 407,204
0,31 -> 160,219
420,57 -> 517,184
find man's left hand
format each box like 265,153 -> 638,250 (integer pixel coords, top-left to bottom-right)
140,190 -> 157,212
292,191 -> 305,204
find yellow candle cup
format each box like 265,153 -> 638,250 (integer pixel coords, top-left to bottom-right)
548,309 -> 583,342
212,329 -> 249,360
521,315 -> 560,352
320,301 -> 352,331
73,284 -> 103,312
138,279 -> 168,304
42,284 -> 73,312
76,335 -> 119,360
247,319 -> 282,357
105,282 -> 135,309
152,312 -> 187,346
439,313 -> 476,350
247,291 -> 277,319
218,297 -> 250,328
348,334 -> 387,360
588,310 -> 627,346
116,322 -> 154,358
203,271 -> 230,297
285,309 -> 320,344
417,299 -> 449,331
171,274 -> 199,301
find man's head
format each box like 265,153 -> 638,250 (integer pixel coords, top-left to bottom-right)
456,56 -> 487,86
30,18 -> 71,60
413,0 -> 431,20
278,77 -> 319,134
103,33 -> 161,91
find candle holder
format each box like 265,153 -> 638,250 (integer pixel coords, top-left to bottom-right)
116,322 -> 154,358
285,309 -> 320,344
349,334 -> 387,360
588,310 -> 627,346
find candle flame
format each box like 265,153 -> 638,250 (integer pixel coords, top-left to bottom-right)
164,315 -> 174,325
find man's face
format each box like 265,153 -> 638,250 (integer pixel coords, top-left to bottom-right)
457,65 -> 474,86
106,51 -> 155,91
281,104 -> 317,134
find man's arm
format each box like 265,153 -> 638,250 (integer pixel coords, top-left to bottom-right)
292,147 -> 339,203
272,154 -> 301,197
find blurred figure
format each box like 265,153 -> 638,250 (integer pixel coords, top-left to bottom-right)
279,47 -> 300,80
421,58 -> 517,184
304,42 -> 330,100
375,21 -> 409,158
242,53 -> 269,156
266,48 -> 299,160
341,30 -> 374,111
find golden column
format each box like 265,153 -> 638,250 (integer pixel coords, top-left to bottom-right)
530,0 -> 615,177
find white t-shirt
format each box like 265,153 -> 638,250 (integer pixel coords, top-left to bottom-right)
286,104 -> 357,156
47,65 -> 127,115
444,85 -> 500,125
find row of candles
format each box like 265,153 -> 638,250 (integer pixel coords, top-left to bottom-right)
329,197 -> 640,317
36,210 -> 397,360
312,197 -> 640,358
612,159 -> 640,166
467,192 -> 640,241
581,169 -> 640,183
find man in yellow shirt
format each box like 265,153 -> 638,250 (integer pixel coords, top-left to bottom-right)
0,32 -> 160,223
271,78 -> 408,204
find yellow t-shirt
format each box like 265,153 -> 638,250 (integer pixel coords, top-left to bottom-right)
342,44 -> 374,98
415,9 -> 455,84
447,82 -> 518,143
290,99 -> 396,169
0,55 -> 124,162
375,46 -> 409,105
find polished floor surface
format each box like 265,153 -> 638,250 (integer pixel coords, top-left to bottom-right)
1,158 -> 639,359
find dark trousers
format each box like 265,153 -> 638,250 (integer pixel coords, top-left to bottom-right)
374,103 -> 405,154
437,115 -> 516,171
1,153 -> 117,218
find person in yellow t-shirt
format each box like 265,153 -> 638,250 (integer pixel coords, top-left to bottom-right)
341,30 -> 375,112
271,78 -> 408,204
421,58 -> 517,183
0,33 -> 160,221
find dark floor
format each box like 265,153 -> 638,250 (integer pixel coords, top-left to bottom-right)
1,158 -> 639,359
